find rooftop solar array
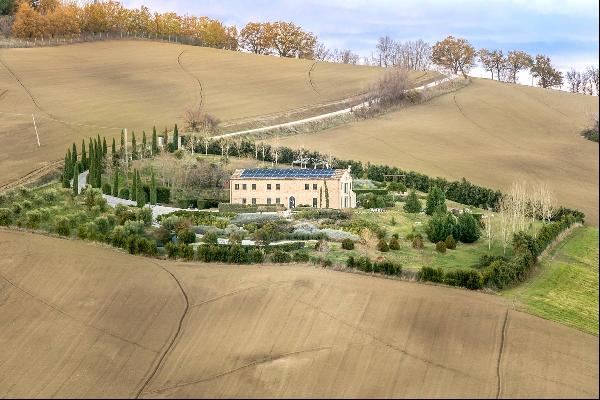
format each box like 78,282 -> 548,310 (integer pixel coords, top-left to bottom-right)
240,168 -> 336,179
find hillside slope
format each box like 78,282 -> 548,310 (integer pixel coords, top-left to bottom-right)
0,230 -> 597,398
278,78 -> 599,224
0,40 -> 435,188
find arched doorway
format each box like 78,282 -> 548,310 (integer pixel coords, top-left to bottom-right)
288,196 -> 296,209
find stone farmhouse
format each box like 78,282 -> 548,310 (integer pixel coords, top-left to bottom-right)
229,168 -> 356,209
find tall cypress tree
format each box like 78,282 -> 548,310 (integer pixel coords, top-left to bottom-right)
81,139 -> 87,170
66,149 -> 72,179
62,153 -> 71,188
71,143 -> 77,168
173,124 -> 179,150
142,131 -> 147,158
324,180 -> 330,208
112,169 -> 119,197
120,129 -> 125,158
88,139 -> 93,172
72,163 -> 79,196
131,169 -> 137,201
136,170 -> 145,208
95,139 -> 102,187
111,137 -> 117,165
152,126 -> 158,155
131,131 -> 138,160
97,134 -> 102,155
102,137 -> 107,158
150,168 -> 157,205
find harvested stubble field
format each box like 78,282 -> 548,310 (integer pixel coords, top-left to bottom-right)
277,78 -> 600,225
0,230 -> 597,398
0,39 -> 436,189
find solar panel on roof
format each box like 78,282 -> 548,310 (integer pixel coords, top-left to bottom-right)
240,168 -> 336,179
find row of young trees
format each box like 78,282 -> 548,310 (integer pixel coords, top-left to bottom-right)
566,66 -> 600,95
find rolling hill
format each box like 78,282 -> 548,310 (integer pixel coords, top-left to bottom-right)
277,78 -> 600,225
0,39 -> 436,189
0,230 -> 597,398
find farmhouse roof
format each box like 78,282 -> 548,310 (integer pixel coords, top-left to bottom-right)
231,168 -> 347,180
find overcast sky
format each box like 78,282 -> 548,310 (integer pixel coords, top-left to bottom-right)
124,0 -> 599,73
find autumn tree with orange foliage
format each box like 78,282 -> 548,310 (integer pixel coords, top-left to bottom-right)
431,36 -> 476,77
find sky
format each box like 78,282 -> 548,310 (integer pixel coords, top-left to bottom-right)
124,0 -> 599,81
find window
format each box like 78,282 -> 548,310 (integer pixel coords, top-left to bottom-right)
305,184 -> 309,190
312,183 -> 317,190
252,198 -> 256,205
276,198 -> 281,204
251,183 -> 256,190
242,198 -> 247,204
276,184 -> 280,190
267,198 -> 272,205
234,184 -> 239,190
267,184 -> 272,190
344,183 -> 348,194
312,198 -> 318,207
242,184 -> 247,190
344,197 -> 348,208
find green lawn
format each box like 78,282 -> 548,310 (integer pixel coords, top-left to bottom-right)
502,227 -> 599,336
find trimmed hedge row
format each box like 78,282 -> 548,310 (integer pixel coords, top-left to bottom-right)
347,256 -> 402,276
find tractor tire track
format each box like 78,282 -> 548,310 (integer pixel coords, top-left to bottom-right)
144,347 -> 332,395
135,263 -> 190,399
496,309 -> 509,399
177,50 -> 204,108
307,61 -> 321,96
0,159 -> 63,192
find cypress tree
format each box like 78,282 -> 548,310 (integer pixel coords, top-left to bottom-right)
142,131 -> 147,158
150,168 -> 157,205
95,140 -> 102,187
112,169 -> 119,197
152,126 -> 158,155
136,171 -> 145,208
81,139 -> 87,170
173,124 -> 179,150
66,149 -> 72,179
111,137 -> 116,165
120,129 -> 125,157
97,134 -> 102,155
62,153 -> 71,188
324,180 -> 330,208
131,131 -> 138,160
102,137 -> 107,158
71,143 -> 77,168
131,169 -> 137,201
72,163 -> 79,196
88,138 -> 93,172
404,190 -> 422,213
426,186 -> 447,216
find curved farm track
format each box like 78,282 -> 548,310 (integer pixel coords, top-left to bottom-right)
0,231 -> 597,398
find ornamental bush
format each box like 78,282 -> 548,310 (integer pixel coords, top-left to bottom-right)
292,252 -> 310,262
445,235 -> 457,250
177,228 -> 196,244
271,250 -> 292,263
341,238 -> 355,250
412,234 -> 424,249
425,186 -> 446,215
435,241 -> 447,253
0,208 -> 11,226
456,213 -> 481,243
54,217 -> 71,236
425,212 -> 456,243
377,239 -> 389,252
403,190 -> 422,213
389,236 -> 401,250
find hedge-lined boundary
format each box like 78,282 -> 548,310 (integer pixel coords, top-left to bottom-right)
417,213 -> 582,290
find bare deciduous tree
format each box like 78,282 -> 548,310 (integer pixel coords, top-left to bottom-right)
506,50 -> 533,84
332,48 -> 360,64
373,35 -> 397,67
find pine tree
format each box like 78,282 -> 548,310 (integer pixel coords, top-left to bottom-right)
150,168 -> 157,205
173,124 -> 179,150
131,131 -> 138,160
112,169 -> 119,197
425,186 -> 447,216
72,163 -> 79,196
152,126 -> 158,155
404,190 -> 422,213
81,139 -> 88,171
142,131 -> 147,158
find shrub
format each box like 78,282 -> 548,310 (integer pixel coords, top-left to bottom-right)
417,266 -> 444,283
248,248 -> 265,263
136,208 -> 153,226
165,242 -> 178,259
118,187 -> 130,199
271,250 -> 292,263
25,210 -> 42,229
42,190 -> 58,203
412,234 -> 424,249
252,221 -> 283,245
0,208 -> 11,226
11,202 -> 22,215
227,244 -> 247,263
445,235 -> 456,250
123,220 -> 145,236
292,252 -> 310,263
202,232 -> 219,244
443,269 -> 483,290
95,216 -> 111,237
377,239 -> 389,252
54,217 -> 71,236
346,255 -> 355,268
341,238 -> 355,250
456,213 -> 481,243
387,181 -> 407,192
177,228 -> 197,244
425,186 -> 446,215
102,183 -> 112,195
110,226 -> 127,248
322,259 -> 333,267
389,237 -> 400,250
179,243 -> 194,260
435,241 -> 447,253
